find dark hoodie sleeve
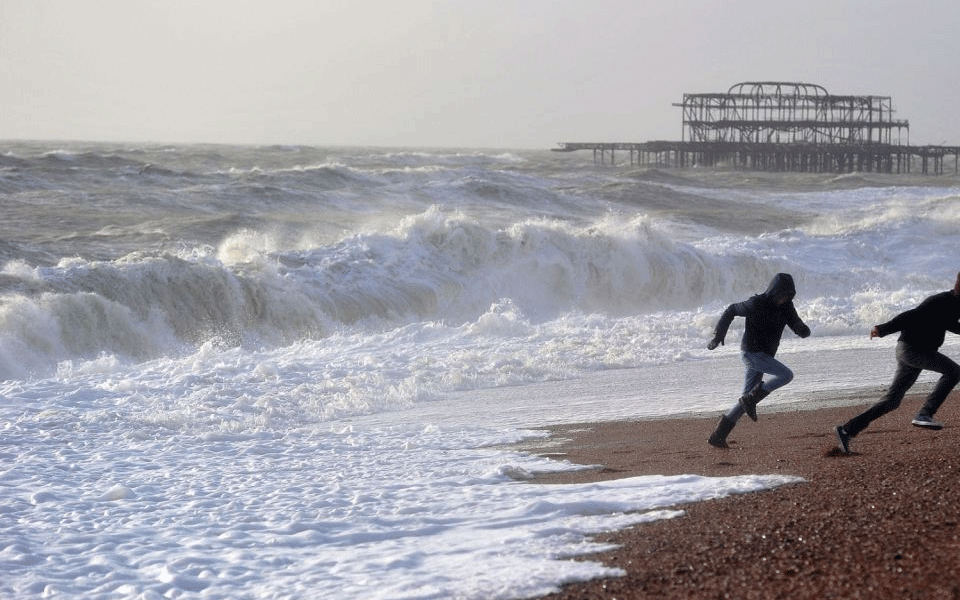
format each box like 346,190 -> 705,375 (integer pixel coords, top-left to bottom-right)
875,292 -> 942,337
712,298 -> 751,344
785,303 -> 811,338
875,308 -> 916,338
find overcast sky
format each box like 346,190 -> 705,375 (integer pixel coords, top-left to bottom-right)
2,0 -> 959,148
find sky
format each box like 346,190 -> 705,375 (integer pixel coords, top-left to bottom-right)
2,0 -> 959,149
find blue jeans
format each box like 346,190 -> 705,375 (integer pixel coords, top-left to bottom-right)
741,351 -> 794,395
845,342 -> 960,437
725,352 -> 794,421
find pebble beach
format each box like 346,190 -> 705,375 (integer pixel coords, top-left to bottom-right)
521,391 -> 960,599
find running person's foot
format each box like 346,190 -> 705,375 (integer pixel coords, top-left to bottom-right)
739,383 -> 770,422
911,415 -> 944,429
834,425 -> 852,454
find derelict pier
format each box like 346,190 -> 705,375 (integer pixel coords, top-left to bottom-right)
554,82 -> 960,175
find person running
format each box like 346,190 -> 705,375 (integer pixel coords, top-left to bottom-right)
706,273 -> 811,448
835,272 -> 960,454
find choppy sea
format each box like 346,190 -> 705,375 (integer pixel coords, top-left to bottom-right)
1,141 -> 958,599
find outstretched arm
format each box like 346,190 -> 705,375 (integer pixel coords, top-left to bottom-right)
874,306 -> 917,338
708,302 -> 744,349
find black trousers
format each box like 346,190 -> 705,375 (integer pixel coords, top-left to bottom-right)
845,341 -> 960,437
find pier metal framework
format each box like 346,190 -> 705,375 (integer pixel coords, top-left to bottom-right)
554,81 -> 960,175
678,82 -> 909,146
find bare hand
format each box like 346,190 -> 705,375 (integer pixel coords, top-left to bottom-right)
870,326 -> 880,339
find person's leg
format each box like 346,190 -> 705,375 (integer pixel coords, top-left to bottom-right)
738,352 -> 793,421
712,366 -> 755,437
709,362 -> 758,448
911,350 -> 960,419
844,342 -> 921,436
742,357 -> 764,397
742,352 -> 794,392
725,401 -> 746,422
708,411 -> 737,448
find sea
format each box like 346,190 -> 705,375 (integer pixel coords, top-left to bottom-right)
1,141 -> 958,599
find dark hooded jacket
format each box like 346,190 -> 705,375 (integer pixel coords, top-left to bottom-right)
712,273 -> 811,355
874,289 -> 960,351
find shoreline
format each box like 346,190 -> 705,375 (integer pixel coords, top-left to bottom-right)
514,391 -> 960,599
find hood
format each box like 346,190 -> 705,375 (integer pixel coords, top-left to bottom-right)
763,273 -> 796,301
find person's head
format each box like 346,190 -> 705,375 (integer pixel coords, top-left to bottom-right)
954,271 -> 960,296
764,273 -> 797,305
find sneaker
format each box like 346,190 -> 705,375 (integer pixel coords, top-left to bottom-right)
911,415 -> 944,430
835,425 -> 852,454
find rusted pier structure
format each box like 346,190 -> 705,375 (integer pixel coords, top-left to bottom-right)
554,82 -> 960,175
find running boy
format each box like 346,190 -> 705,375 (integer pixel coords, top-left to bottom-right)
706,273 -> 811,448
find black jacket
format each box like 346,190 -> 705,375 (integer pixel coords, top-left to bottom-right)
712,273 -> 811,355
875,290 -> 960,351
